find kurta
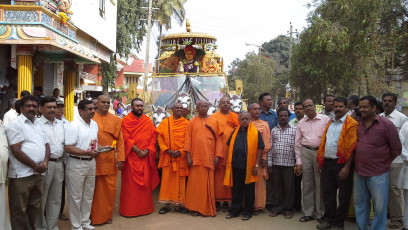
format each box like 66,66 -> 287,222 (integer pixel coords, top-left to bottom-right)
252,119 -> 271,210
119,113 -> 159,217
185,116 -> 223,216
91,112 -> 125,224
211,111 -> 239,201
157,115 -> 188,205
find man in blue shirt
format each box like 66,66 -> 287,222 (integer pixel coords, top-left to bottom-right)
258,93 -> 277,130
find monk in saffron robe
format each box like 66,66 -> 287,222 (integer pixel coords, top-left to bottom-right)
120,98 -> 160,217
249,103 -> 271,215
211,96 -> 239,212
157,103 -> 189,214
91,95 -> 125,224
185,100 -> 223,217
224,112 -> 264,220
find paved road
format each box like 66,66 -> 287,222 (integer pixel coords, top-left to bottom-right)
55,175 -> 361,230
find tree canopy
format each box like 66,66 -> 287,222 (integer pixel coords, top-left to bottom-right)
290,0 -> 408,102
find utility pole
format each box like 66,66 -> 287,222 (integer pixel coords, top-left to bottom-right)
287,22 -> 298,69
142,0 -> 153,102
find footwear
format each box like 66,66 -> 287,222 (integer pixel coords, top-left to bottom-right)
299,216 -> 315,222
266,204 -> 273,211
316,222 -> 331,230
216,202 -> 221,212
83,225 -> 95,230
269,211 -> 280,217
174,206 -> 188,214
389,220 -> 404,229
159,207 -> 170,214
317,217 -> 326,224
191,211 -> 200,217
225,213 -> 236,219
105,219 -> 112,224
221,202 -> 229,212
253,209 -> 261,216
59,214 -> 69,221
283,212 -> 293,219
241,215 -> 252,221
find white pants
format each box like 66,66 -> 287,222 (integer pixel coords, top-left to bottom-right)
403,189 -> 408,228
66,157 -> 96,230
41,160 -> 64,230
0,183 -> 11,230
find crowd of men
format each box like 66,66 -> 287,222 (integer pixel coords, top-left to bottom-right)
0,89 -> 407,230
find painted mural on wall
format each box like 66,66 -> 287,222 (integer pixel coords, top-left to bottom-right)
15,0 -> 73,26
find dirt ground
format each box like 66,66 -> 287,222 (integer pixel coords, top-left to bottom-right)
51,174 -> 361,230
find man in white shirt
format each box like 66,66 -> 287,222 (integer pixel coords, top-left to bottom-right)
3,98 -> 18,127
5,95 -> 50,230
380,92 -> 408,229
0,119 -> 10,230
39,96 -> 65,230
65,99 -> 103,230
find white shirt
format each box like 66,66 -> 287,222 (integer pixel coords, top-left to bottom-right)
400,122 -> 408,162
3,108 -> 18,127
5,115 -> 49,178
0,121 -> 8,183
324,114 -> 347,159
381,109 -> 408,163
39,116 -> 65,159
65,116 -> 98,158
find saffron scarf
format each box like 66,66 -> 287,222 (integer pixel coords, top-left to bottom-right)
317,115 -> 358,168
224,122 -> 259,187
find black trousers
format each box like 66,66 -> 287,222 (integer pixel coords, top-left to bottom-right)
271,165 -> 295,213
321,159 -> 354,227
229,168 -> 255,217
294,173 -> 302,211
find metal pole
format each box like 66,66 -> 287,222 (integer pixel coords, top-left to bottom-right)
142,0 -> 153,101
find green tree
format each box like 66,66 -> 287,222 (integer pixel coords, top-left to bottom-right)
228,53 -> 284,104
290,0 -> 408,101
116,0 -> 147,58
99,54 -> 118,94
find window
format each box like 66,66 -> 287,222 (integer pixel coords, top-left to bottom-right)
99,0 -> 105,18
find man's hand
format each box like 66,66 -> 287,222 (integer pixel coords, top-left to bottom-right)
35,161 -> 48,173
339,165 -> 350,181
136,149 -> 148,158
186,153 -> 192,167
268,165 -> 273,174
252,166 -> 259,176
295,164 -> 302,176
116,161 -> 124,170
214,156 -> 220,167
88,150 -> 100,158
260,159 -> 266,168
317,166 -> 322,173
173,150 -> 181,157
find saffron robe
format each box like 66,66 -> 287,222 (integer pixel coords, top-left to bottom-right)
211,111 -> 239,201
252,119 -> 271,210
157,116 -> 188,204
185,116 -> 223,216
91,112 -> 125,224
119,113 -> 160,217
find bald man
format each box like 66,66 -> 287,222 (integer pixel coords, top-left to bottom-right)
185,101 -> 223,217
91,95 -> 125,225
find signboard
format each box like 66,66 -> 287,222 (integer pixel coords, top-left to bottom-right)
57,63 -> 64,86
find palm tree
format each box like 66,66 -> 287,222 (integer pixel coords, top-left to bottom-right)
153,0 -> 187,72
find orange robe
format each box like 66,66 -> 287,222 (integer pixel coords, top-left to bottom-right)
157,115 -> 189,205
184,116 -> 223,216
119,113 -> 160,217
211,111 -> 239,201
91,112 -> 125,224
252,119 -> 271,211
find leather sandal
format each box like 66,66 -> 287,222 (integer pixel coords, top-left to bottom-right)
241,215 -> 252,221
221,202 -> 229,212
299,216 -> 315,222
174,206 -> 188,214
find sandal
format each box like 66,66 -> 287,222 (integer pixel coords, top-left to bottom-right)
216,202 -> 221,212
222,202 -> 229,212
191,211 -> 200,217
174,206 -> 188,214
59,214 -> 69,221
253,209 -> 261,216
299,216 -> 315,222
159,207 -> 169,214
225,213 -> 236,219
241,215 -> 252,221
269,211 -> 280,217
284,212 -> 293,219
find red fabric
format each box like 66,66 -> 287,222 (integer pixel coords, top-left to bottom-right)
119,113 -> 160,217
